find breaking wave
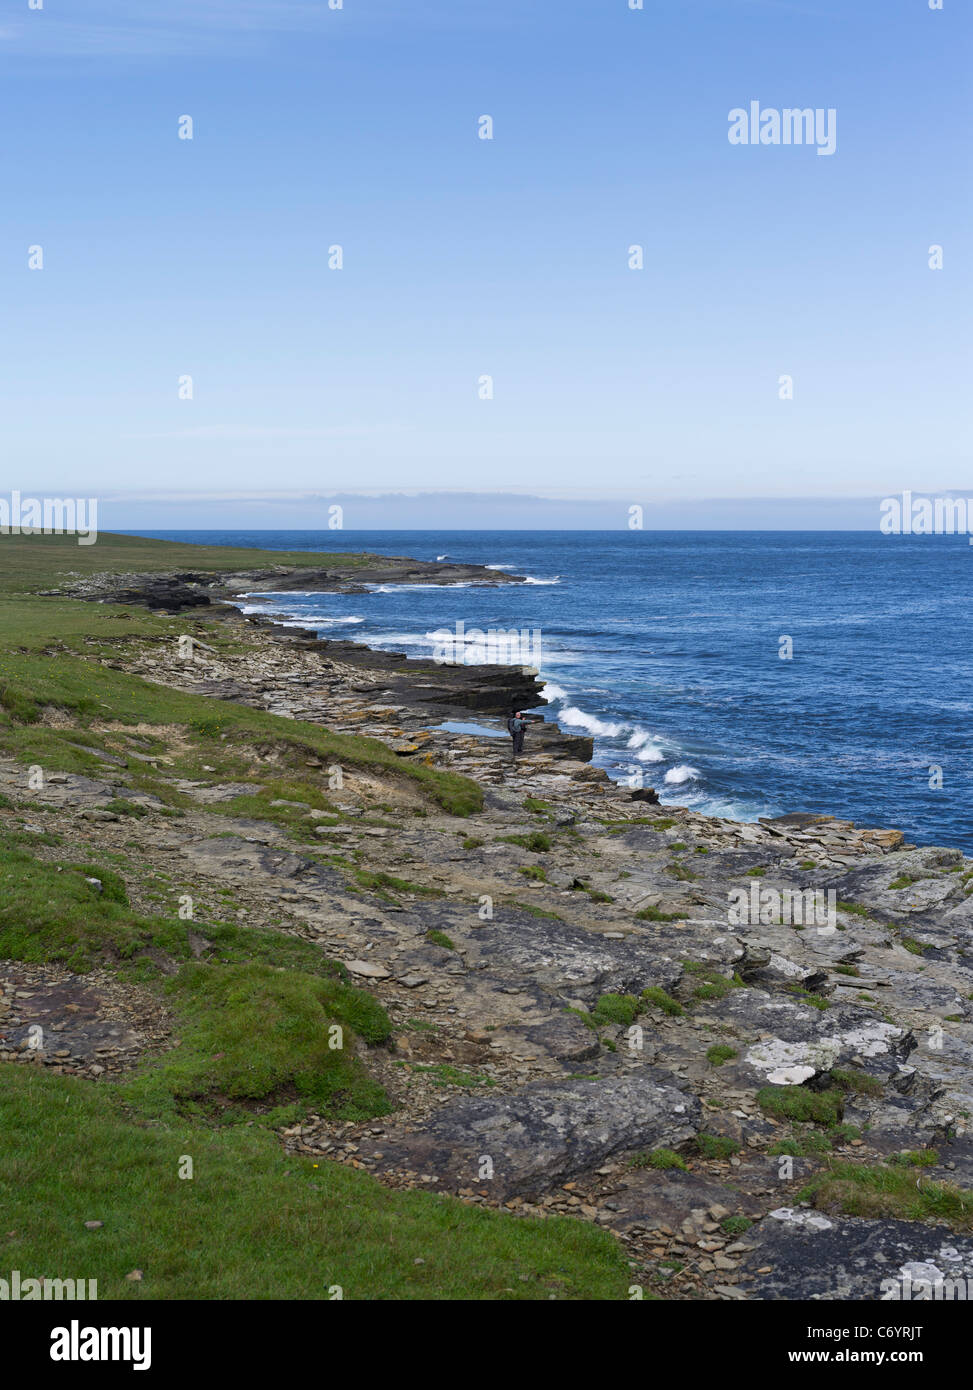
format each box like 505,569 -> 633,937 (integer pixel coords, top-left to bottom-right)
664,764 -> 700,785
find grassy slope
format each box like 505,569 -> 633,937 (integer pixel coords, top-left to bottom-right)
0,532 -> 481,816
0,533 -> 629,1299
0,529 -> 376,596
3,1068 -> 627,1301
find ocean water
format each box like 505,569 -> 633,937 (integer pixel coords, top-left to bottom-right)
130,531 -> 973,852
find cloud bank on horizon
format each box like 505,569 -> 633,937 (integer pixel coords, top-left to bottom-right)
85,487 -> 973,533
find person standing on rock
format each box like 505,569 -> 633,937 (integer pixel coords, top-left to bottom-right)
507,709 -> 527,760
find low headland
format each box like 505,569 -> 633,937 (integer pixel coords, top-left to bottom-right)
2,532 -> 972,1302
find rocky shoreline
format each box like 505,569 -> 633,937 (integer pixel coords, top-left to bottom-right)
64,554 -> 596,761
19,551 -> 973,1299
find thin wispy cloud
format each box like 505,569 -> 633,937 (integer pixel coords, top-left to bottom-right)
1,1 -> 341,58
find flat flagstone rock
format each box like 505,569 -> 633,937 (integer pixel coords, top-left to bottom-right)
363,1069 -> 700,1198
344,960 -> 392,979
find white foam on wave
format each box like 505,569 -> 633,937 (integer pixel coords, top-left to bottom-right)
275,618 -> 337,629
543,686 -> 667,756
558,705 -> 630,739
425,631 -> 544,663
523,575 -> 560,585
426,628 -> 488,644
540,681 -> 568,702
238,591 -> 324,599
661,788 -> 769,823
627,729 -> 663,750
358,631 -> 426,646
624,728 -> 665,762
238,599 -> 364,627
369,581 -> 473,593
635,744 -> 665,762
664,764 -> 700,785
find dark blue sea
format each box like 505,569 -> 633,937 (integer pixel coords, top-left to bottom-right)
129,531 -> 972,853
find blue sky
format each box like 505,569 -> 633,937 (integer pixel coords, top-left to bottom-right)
2,0 -> 969,523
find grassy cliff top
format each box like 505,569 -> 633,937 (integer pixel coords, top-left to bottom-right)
0,530 -> 368,595
0,531 -> 483,815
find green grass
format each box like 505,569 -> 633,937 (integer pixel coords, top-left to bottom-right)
888,1148 -> 939,1168
124,961 -> 391,1124
104,797 -> 149,818
425,929 -> 456,950
354,870 -> 444,899
694,1134 -> 739,1160
757,1085 -> 844,1127
0,651 -> 481,818
666,863 -> 697,882
497,832 -> 551,853
591,993 -> 639,1027
634,906 -> 681,922
510,901 -> 563,921
0,1066 -> 632,1300
0,529 -> 375,595
0,833 -> 352,979
830,1067 -> 883,1097
640,986 -> 684,1017
768,1132 -> 833,1157
800,1159 -> 973,1232
705,1045 -> 738,1067
768,1124 -> 861,1157
684,962 -> 743,1001
0,814 -> 395,1128
630,1148 -> 688,1172
785,985 -> 832,1011
71,862 -> 130,905
202,781 -> 342,842
0,546 -> 482,820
